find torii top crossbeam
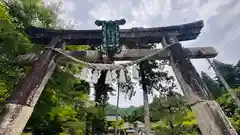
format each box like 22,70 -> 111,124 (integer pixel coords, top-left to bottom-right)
25,20 -> 204,45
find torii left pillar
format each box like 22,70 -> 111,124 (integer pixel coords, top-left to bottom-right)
0,37 -> 64,135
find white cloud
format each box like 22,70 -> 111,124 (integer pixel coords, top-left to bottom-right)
130,0 -> 172,27
190,0 -> 231,21
89,3 -> 115,20
44,0 -> 82,29
229,1 -> 240,15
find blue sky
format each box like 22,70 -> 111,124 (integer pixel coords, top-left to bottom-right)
45,0 -> 240,107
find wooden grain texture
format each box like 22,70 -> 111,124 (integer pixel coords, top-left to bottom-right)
0,104 -> 33,135
192,101 -> 238,135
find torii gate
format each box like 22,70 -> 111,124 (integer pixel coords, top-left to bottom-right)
0,20 -> 237,135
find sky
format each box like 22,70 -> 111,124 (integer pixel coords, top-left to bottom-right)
44,0 -> 240,108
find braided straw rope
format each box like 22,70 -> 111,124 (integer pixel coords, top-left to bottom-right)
45,43 -> 175,70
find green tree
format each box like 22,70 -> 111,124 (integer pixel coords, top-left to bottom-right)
125,94 -> 201,134
140,60 -> 175,94
0,1 -> 97,135
0,0 -> 56,108
91,71 -> 113,134
5,0 -> 58,28
125,44 -> 175,95
127,106 -> 144,123
214,60 -> 240,88
217,88 -> 240,133
150,95 -> 200,135
201,71 -> 224,99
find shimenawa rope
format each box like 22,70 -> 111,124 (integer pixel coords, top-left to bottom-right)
44,43 -> 175,70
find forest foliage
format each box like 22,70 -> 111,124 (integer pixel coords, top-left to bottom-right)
120,59 -> 240,134
0,0 -> 99,134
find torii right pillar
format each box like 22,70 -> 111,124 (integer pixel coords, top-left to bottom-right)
162,36 -> 238,135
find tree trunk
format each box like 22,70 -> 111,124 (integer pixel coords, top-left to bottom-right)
207,58 -> 240,107
115,81 -> 120,135
168,107 -> 174,135
162,36 -> 238,135
139,63 -> 151,135
0,37 -> 64,135
92,55 -> 112,134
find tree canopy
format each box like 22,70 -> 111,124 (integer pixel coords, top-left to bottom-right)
0,1 -> 100,134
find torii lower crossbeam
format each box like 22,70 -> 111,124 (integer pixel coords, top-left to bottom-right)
16,46 -> 218,65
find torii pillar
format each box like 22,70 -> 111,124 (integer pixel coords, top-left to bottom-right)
0,37 -> 64,135
161,36 -> 237,135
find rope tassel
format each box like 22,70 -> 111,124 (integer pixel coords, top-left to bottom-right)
119,69 -> 126,83
79,67 -> 89,80
91,69 -> 101,84
86,68 -> 93,82
111,70 -> 118,82
105,70 -> 113,84
132,64 -> 140,80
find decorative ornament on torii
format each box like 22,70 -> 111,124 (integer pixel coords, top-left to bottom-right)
95,19 -> 126,56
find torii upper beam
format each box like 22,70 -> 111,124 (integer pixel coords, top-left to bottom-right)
25,20 -> 204,46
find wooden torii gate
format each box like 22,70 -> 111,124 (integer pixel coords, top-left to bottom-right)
0,20 -> 237,135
